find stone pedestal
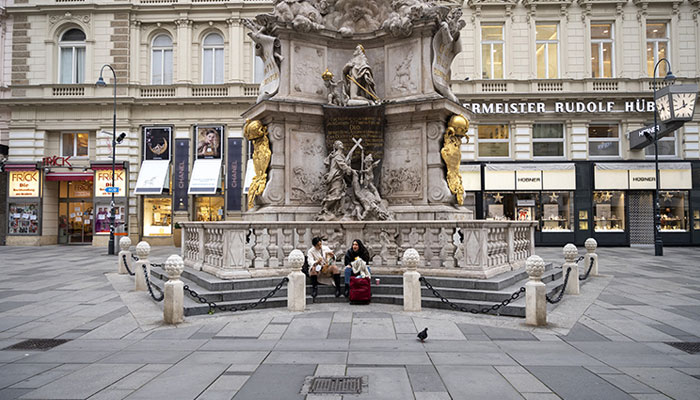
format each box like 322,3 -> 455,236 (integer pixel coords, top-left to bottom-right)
402,248 -> 421,312
134,241 -> 150,292
117,237 -> 132,275
287,249 -> 306,311
525,255 -> 546,326
163,254 -> 185,324
584,238 -> 598,276
563,243 -> 579,295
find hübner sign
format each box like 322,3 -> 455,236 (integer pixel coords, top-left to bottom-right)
465,100 -> 655,114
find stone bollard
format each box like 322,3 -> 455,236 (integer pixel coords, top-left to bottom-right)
163,255 -> 185,324
584,238 -> 599,277
403,248 -> 422,312
563,243 -> 580,295
525,255 -> 547,326
287,249 -> 306,312
134,241 -> 151,292
117,237 -> 132,274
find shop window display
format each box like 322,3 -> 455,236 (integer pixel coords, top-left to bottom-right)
8,203 -> 40,234
195,196 -> 224,222
144,198 -> 172,236
95,205 -> 127,234
593,191 -> 625,232
541,192 -> 573,231
484,192 -> 515,220
515,192 -> 538,222
659,191 -> 688,232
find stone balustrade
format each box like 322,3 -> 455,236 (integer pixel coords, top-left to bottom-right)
179,220 -> 536,280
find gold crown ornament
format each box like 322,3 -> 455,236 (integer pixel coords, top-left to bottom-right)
321,68 -> 334,81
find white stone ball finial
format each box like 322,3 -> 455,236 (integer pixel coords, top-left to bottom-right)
164,254 -> 185,280
403,248 -> 420,270
563,243 -> 578,263
288,249 -> 305,271
585,238 -> 597,253
136,241 -> 151,258
526,255 -> 545,280
119,236 -> 132,251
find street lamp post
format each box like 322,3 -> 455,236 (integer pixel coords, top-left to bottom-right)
96,65 -> 117,255
651,58 -> 675,257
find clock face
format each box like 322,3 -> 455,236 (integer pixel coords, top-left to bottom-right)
672,93 -> 696,119
655,96 -> 671,121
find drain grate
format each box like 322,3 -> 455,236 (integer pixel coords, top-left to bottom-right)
309,376 -> 362,394
3,339 -> 71,351
665,342 -> 700,354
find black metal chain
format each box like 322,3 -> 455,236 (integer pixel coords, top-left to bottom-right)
142,264 -> 164,302
579,257 -> 595,281
419,276 -> 525,314
121,254 -> 135,276
183,277 -> 289,315
132,254 -> 139,262
546,267 -> 571,304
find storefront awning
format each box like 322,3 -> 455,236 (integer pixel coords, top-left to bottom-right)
90,161 -> 126,170
45,172 -> 93,181
485,163 -> 574,171
134,160 -> 170,195
188,159 -> 222,195
594,162 -> 692,190
3,163 -> 39,171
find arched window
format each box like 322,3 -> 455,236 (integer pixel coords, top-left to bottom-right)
59,28 -> 86,84
151,34 -> 173,84
202,33 -> 224,84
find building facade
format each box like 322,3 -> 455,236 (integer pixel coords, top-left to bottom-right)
2,0 -> 699,247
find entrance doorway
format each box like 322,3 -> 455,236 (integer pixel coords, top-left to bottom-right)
58,180 -> 94,244
629,191 -> 653,246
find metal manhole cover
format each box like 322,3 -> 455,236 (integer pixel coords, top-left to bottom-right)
309,376 -> 363,394
3,339 -> 71,351
665,342 -> 700,354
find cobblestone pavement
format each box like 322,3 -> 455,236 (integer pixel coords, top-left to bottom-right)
0,245 -> 699,400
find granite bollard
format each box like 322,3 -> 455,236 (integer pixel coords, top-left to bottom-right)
584,238 -> 599,277
163,254 -> 185,324
134,241 -> 151,292
117,237 -> 132,274
402,248 -> 422,312
287,249 -> 306,312
563,243 -> 579,295
525,255 -> 547,326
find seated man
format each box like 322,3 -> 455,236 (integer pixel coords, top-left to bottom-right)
343,239 -> 371,297
307,237 -> 342,298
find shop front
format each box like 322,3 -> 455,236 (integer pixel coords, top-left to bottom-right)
5,164 -> 42,245
190,126 -> 225,222
135,126 -> 173,244
91,162 -> 128,246
52,173 -> 94,244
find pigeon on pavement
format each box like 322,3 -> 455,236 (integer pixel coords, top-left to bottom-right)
417,327 -> 428,342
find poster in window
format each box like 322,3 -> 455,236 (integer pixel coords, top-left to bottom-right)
488,204 -> 504,218
143,126 -> 172,160
543,204 -> 559,220
596,204 -> 611,220
195,126 -> 223,159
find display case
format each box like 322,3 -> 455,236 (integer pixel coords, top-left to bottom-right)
143,197 -> 172,236
541,191 -> 573,232
94,205 -> 127,234
593,191 -> 625,232
484,192 -> 514,220
659,191 -> 688,232
8,202 -> 40,234
694,209 -> 700,231
194,196 -> 224,222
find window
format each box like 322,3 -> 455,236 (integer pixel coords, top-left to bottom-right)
541,192 -> 573,232
8,203 -> 40,235
202,33 -> 224,84
536,24 -> 558,79
478,124 -> 509,158
659,191 -> 689,232
481,24 -> 504,79
647,22 -> 669,78
593,191 -> 625,232
151,34 -> 173,84
645,131 -> 676,157
59,28 -> 86,84
61,132 -> 89,157
143,197 -> 172,236
533,124 -> 564,158
591,23 -> 614,78
588,124 -> 619,157
253,45 -> 264,84
195,196 -> 225,222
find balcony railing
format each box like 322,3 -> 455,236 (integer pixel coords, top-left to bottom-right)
9,83 -> 260,100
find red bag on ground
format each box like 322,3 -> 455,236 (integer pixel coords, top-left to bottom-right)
349,276 -> 371,303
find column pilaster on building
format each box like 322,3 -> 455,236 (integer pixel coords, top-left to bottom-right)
513,123 -> 532,160
129,19 -> 141,85
227,15 -> 244,83
175,17 -> 193,84
682,124 -> 699,159
570,124 -> 588,160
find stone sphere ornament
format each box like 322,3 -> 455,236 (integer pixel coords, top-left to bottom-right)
164,255 -> 185,280
563,243 -> 578,262
403,248 -> 420,270
119,236 -> 132,251
136,241 -> 151,258
585,238 -> 598,253
526,255 -> 545,280
288,249 -> 305,271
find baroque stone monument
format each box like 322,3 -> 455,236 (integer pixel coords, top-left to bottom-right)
242,0 -> 472,221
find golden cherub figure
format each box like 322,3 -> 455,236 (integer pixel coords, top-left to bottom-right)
440,114 -> 469,206
244,119 -> 271,210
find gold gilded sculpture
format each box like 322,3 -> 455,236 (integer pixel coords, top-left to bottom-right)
244,119 -> 271,209
440,114 -> 469,206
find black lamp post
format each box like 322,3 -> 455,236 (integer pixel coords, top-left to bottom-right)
651,59 -> 675,256
96,65 -> 118,255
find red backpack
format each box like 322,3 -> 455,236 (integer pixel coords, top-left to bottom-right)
349,276 -> 371,303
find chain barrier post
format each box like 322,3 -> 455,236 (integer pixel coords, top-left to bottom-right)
584,238 -> 598,277
117,237 -> 132,274
563,243 -> 580,295
134,241 -> 151,292
163,254 -> 185,324
287,249 -> 306,312
403,248 -> 422,312
525,255 -> 547,326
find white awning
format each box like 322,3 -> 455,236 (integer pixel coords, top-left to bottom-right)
188,159 -> 222,195
485,163 -> 574,171
134,160 -> 170,195
243,159 -> 255,194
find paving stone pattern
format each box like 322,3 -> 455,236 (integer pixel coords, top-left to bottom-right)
0,245 -> 698,399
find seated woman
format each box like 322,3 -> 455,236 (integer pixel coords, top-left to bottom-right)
343,239 -> 371,297
307,237 -> 342,298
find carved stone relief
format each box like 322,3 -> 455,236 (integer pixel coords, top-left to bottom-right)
290,131 -> 326,204
381,126 -> 422,198
291,44 -> 326,98
386,40 -> 420,98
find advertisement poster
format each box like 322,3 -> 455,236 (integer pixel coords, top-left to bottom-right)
227,138 -> 242,211
143,126 -> 172,160
195,126 -> 223,159
9,170 -> 40,197
173,139 -> 190,211
95,169 -> 126,197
